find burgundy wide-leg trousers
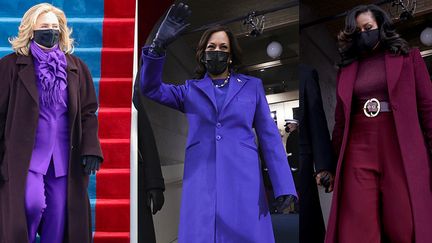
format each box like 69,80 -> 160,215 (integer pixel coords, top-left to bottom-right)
337,112 -> 414,243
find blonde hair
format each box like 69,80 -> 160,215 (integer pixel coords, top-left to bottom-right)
9,3 -> 74,55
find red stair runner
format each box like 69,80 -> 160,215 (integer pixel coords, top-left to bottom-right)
94,0 -> 135,241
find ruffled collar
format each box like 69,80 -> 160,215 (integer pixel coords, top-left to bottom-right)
30,41 -> 67,107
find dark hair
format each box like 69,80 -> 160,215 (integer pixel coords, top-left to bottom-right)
194,25 -> 243,79
338,4 -> 410,66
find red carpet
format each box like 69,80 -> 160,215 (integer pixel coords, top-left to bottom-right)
93,1 -> 175,241
94,0 -> 135,241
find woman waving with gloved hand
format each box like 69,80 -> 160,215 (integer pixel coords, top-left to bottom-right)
140,3 -> 297,243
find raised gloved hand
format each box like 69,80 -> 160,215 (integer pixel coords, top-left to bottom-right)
315,170 -> 334,193
147,189 -> 165,215
148,2 -> 191,57
81,155 -> 102,175
273,194 -> 298,213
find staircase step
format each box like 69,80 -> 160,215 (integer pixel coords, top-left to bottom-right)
103,18 -> 135,48
97,0 -> 135,238
0,1 -> 105,18
96,169 -> 130,199
101,48 -> 134,78
99,78 -> 133,108
100,139 -> 130,169
95,199 -> 130,232
94,232 -> 130,243
71,47 -> 103,78
0,47 -> 102,78
0,18 -> 104,48
70,19 -> 103,48
104,0 -> 135,18
98,108 -> 131,139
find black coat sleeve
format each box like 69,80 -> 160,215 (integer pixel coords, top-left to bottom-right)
0,56 -> 11,175
76,56 -> 103,160
303,67 -> 335,173
133,64 -> 165,191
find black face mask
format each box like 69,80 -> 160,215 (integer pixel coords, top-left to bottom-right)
33,29 -> 60,48
203,51 -> 230,75
355,29 -> 380,53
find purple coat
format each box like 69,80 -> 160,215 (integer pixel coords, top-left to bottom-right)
140,50 -> 296,243
328,49 -> 432,243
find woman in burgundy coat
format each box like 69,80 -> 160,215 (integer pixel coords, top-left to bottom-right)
0,3 -> 102,243
326,4 -> 432,243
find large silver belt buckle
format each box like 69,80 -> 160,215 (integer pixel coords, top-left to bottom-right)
363,98 -> 380,117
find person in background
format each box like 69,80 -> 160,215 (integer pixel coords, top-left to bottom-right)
139,3 -> 297,242
285,118 -> 300,190
298,64 -> 335,243
327,4 -> 432,243
133,62 -> 165,243
0,3 -> 102,243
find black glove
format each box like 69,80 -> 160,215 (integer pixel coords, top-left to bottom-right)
146,189 -> 165,215
148,2 -> 191,57
81,155 -> 102,175
273,194 -> 298,213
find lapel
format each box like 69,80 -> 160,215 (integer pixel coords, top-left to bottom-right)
65,55 -> 79,130
338,61 -> 358,118
220,73 -> 248,113
195,74 -> 218,112
384,51 -> 404,96
17,55 -> 39,105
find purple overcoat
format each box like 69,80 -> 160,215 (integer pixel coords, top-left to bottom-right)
0,53 -> 103,243
140,50 -> 297,243
327,49 -> 432,243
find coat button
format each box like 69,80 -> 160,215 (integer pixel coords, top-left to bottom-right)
216,123 -> 221,128
216,135 -> 222,140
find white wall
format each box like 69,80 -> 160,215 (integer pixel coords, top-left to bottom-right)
267,91 -> 299,131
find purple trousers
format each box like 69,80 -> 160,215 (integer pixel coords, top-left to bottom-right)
25,162 -> 67,243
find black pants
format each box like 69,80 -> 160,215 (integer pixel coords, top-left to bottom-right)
299,153 -> 326,243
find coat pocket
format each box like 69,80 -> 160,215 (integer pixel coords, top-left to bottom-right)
186,140 -> 201,150
239,140 -> 258,152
